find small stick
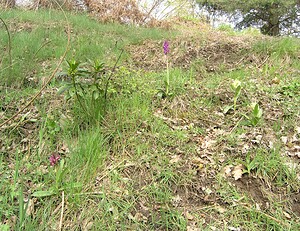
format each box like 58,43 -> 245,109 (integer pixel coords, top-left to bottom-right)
59,191 -> 65,231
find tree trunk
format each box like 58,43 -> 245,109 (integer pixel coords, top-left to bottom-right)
262,4 -> 280,36
269,9 -> 280,36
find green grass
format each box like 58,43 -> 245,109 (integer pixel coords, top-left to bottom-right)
252,36 -> 300,58
0,9 -> 176,86
1,8 -> 300,231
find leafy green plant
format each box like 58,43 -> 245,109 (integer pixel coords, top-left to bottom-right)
43,115 -> 61,145
58,59 -> 104,101
32,158 -> 65,198
224,79 -> 242,113
0,224 -> 10,231
218,24 -> 236,34
250,102 -> 263,126
58,50 -> 123,125
280,82 -> 300,97
32,158 -> 82,198
243,102 -> 263,126
57,59 -> 105,121
16,187 -> 28,230
242,153 -> 259,175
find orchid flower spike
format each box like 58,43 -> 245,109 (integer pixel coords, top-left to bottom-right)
163,40 -> 170,55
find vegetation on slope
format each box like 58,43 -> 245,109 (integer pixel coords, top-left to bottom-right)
1,9 -> 300,230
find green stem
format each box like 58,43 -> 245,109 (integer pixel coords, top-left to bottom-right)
72,74 -> 91,120
166,56 -> 169,95
104,48 -> 124,101
233,97 -> 237,111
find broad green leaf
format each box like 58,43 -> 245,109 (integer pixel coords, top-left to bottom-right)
253,103 -> 259,114
57,84 -> 71,95
253,103 -> 263,118
251,117 -> 259,126
93,90 -> 100,100
69,88 -> 75,97
223,105 -> 233,114
234,85 -> 241,98
32,190 -> 56,198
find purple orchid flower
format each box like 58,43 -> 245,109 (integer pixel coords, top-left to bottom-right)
49,153 -> 61,166
163,40 -> 170,55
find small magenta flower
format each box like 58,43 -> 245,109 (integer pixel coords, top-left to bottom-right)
49,153 -> 61,166
163,40 -> 170,55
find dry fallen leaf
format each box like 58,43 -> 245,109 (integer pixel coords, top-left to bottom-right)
83,221 -> 93,231
228,226 -> 241,231
127,213 -> 135,221
283,211 -> 291,219
255,203 -> 261,211
170,155 -> 181,164
281,136 -> 288,144
232,164 -> 244,180
184,211 -> 194,220
242,143 -> 250,154
222,165 -> 233,177
201,137 -> 217,149
271,77 -> 280,84
134,212 -> 148,222
26,199 -> 35,216
215,205 -> 226,214
202,187 -> 212,195
171,195 -> 182,207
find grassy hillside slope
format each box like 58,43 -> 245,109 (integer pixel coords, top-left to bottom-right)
1,9 -> 300,230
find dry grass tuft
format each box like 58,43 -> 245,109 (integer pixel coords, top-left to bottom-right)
31,0 -> 78,10
30,0 -> 162,26
83,0 -> 149,25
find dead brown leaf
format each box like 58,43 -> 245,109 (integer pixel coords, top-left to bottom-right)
170,155 -> 181,164
232,164 -> 245,180
184,211 -> 194,220
26,199 -> 35,216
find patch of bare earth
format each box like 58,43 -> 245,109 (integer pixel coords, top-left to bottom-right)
127,20 -> 268,74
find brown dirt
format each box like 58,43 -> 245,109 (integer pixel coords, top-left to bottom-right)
291,192 -> 300,216
126,24 -> 266,73
234,175 -> 269,209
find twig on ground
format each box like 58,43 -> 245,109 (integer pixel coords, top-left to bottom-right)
59,191 -> 65,231
256,55 -> 269,69
94,159 -> 125,183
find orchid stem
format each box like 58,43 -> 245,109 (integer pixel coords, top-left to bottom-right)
166,56 -> 169,95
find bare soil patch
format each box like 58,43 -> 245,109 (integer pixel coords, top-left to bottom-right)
126,27 -> 265,73
234,175 -> 269,209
